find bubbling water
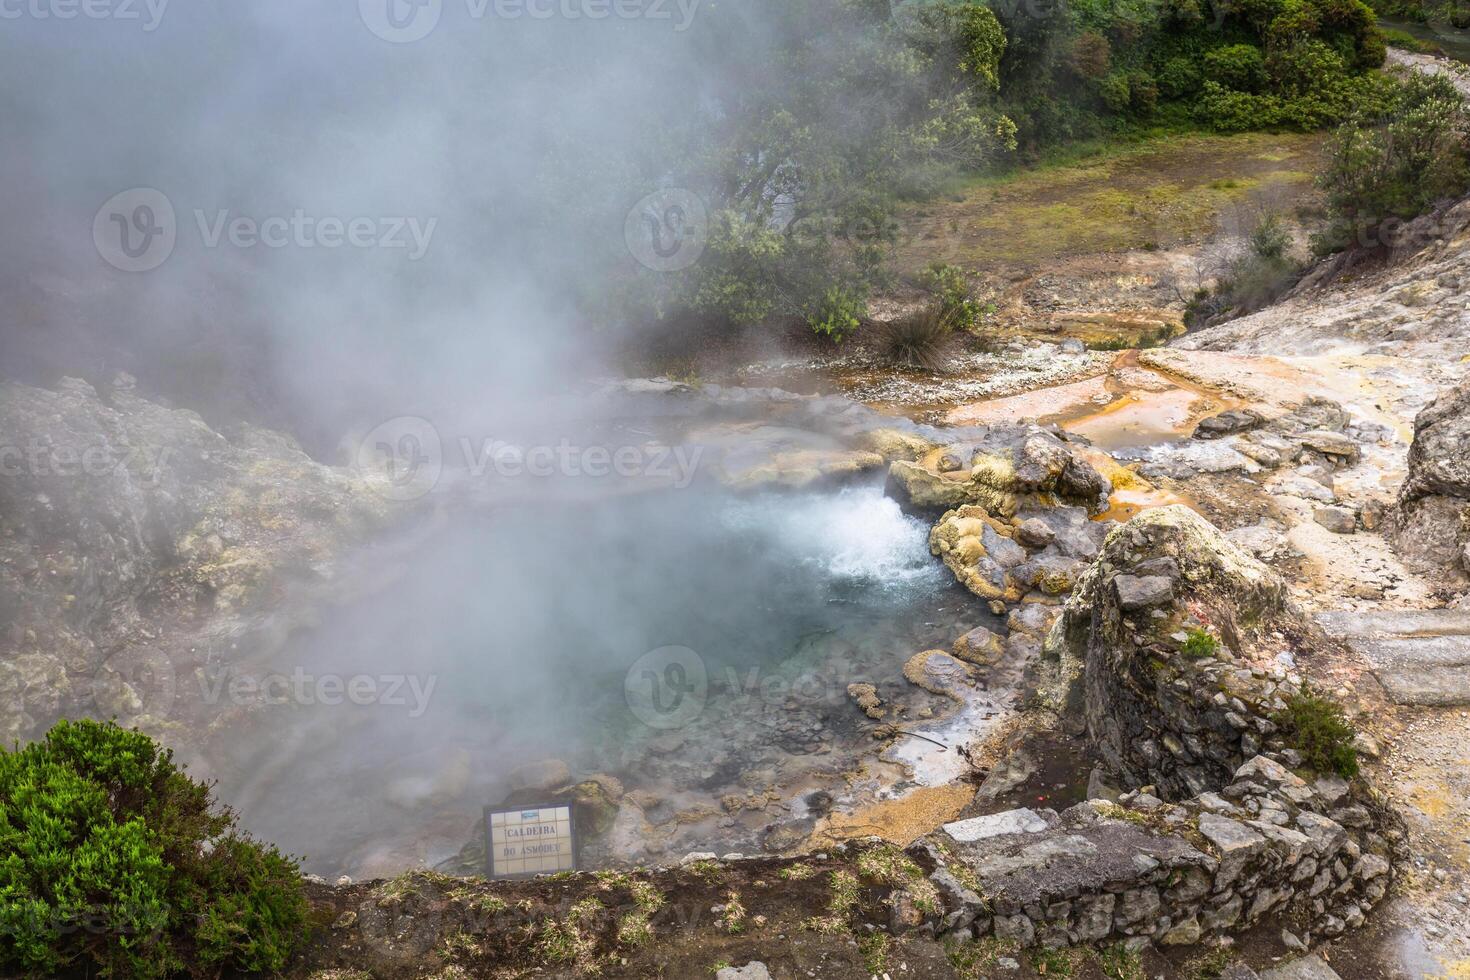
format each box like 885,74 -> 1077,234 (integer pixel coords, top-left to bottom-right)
219,478 -> 982,876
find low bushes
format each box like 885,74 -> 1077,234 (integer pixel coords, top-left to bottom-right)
1273,690 -> 1361,778
0,719 -> 308,978
1313,71 -> 1470,255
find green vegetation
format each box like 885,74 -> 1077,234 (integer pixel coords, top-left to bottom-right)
1182,946 -> 1236,980
802,869 -> 862,934
1362,0 -> 1469,27
1274,689 -> 1361,777
1313,71 -> 1470,255
0,719 -> 307,979
1096,943 -> 1148,980
1181,627 -> 1223,658
858,932 -> 893,974
718,891 -> 747,934
877,306 -> 963,371
946,935 -> 1021,977
604,0 -> 1394,341
1030,945 -> 1084,976
537,897 -> 605,973
920,262 -> 988,331
1380,26 -> 1443,53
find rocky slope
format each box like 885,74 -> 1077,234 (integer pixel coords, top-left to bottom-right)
0,373 -> 395,747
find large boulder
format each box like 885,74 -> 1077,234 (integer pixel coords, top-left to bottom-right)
1390,378 -> 1470,581
1042,505 -> 1293,797
886,428 -> 1112,517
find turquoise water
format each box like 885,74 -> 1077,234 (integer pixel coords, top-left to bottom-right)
222,481 -> 992,875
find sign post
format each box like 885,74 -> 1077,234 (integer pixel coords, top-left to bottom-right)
484,804 -> 578,879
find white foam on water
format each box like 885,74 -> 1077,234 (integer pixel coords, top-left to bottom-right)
720,484 -> 945,594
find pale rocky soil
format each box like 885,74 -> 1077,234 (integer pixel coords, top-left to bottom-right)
927,179 -> 1470,975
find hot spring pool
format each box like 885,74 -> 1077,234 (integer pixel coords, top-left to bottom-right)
217,480 -> 994,876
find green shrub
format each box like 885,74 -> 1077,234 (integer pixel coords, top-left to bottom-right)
1070,31 -> 1113,79
918,262 -> 984,330
1099,72 -> 1134,112
0,720 -> 308,979
1180,628 -> 1221,659
1195,81 -> 1285,131
1273,690 -> 1360,778
1313,71 -> 1470,255
1204,44 -> 1267,93
1128,70 -> 1161,115
1157,56 -> 1203,98
806,285 -> 866,343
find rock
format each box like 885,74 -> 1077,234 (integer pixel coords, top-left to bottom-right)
1313,505 -> 1358,534
937,448 -> 971,472
943,808 -> 1051,843
856,428 -> 936,462
902,650 -> 974,699
1269,473 -> 1337,503
508,759 -> 572,794
847,683 -> 885,719
1198,814 -> 1268,887
1259,955 -> 1344,980
1359,498 -> 1388,531
1315,609 -> 1470,707
1235,440 -> 1284,468
887,460 -> 994,513
1113,574 -> 1175,610
954,626 -> 1006,666
1295,430 -> 1361,464
1196,409 -> 1265,440
1016,518 -> 1056,549
1390,377 -> 1470,578
1015,435 -> 1071,488
1008,602 -> 1059,637
1161,915 -> 1203,945
715,963 -> 772,980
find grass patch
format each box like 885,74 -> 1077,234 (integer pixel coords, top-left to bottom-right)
683,860 -> 725,885
1273,689 -> 1360,778
615,880 -> 665,948
856,845 -> 941,915
1031,946 -> 1083,976
537,897 -> 605,975
1182,946 -> 1235,980
1095,943 -> 1147,980
858,932 -> 893,974
776,864 -> 817,881
803,869 -> 862,934
1382,27 -> 1443,54
719,891 -> 748,934
875,305 -> 963,371
946,935 -> 1021,978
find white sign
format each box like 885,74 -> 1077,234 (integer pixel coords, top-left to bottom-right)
485,805 -> 577,878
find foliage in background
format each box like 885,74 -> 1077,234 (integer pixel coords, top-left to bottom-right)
617,0 -> 1017,337
0,720 -> 307,979
919,261 -> 988,330
605,0 -> 1399,337
1312,71 -> 1470,254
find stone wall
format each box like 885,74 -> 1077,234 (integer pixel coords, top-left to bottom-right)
913,753 -> 1394,950
900,506 -> 1401,952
